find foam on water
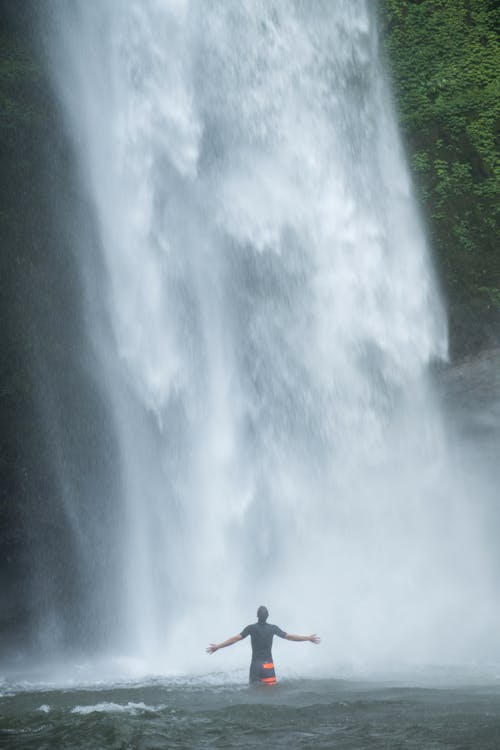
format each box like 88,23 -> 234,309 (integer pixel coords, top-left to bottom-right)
70,701 -> 166,715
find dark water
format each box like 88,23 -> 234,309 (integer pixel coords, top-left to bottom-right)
2,677 -> 500,749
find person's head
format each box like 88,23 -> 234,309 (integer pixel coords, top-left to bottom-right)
257,605 -> 269,623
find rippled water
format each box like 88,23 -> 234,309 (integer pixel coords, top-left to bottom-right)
2,675 -> 500,749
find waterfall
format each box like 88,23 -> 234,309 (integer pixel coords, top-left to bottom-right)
43,0 -> 497,676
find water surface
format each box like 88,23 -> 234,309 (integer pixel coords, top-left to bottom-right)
2,675 -> 500,749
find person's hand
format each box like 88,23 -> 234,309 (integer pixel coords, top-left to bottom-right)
206,643 -> 219,654
309,634 -> 320,644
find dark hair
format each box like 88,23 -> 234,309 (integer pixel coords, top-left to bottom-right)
257,605 -> 269,623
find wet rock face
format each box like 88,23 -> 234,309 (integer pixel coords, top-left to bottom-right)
442,349 -> 500,404
436,348 -> 500,450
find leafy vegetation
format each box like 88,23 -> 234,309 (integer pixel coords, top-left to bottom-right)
380,0 -> 500,356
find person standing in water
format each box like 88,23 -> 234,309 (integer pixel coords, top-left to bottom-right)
206,605 -> 320,685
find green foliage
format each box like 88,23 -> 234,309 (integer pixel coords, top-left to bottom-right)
380,0 -> 500,356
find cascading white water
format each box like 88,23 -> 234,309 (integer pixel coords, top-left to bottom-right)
47,0 -> 499,676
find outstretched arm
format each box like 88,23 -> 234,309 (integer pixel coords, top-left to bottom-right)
285,633 -> 320,644
206,634 -> 243,654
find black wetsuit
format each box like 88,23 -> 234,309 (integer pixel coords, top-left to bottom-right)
240,622 -> 287,684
